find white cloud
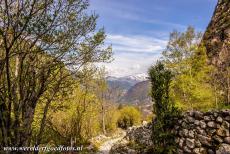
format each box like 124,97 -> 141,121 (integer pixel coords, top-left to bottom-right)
106,34 -> 167,54
101,52 -> 160,77
100,34 -> 167,77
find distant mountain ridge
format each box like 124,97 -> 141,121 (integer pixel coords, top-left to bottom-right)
106,73 -> 148,90
106,73 -> 151,105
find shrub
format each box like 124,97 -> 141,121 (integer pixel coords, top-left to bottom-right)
149,62 -> 181,154
117,106 -> 141,129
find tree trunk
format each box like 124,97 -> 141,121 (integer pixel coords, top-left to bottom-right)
102,103 -> 106,134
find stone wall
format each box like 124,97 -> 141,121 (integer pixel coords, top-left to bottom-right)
175,110 -> 230,154
111,110 -> 230,154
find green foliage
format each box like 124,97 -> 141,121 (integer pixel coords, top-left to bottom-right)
33,83 -> 101,145
0,0 -> 112,147
117,106 -> 141,129
32,67 -> 130,147
162,27 -> 216,110
105,107 -> 120,132
148,62 -> 181,154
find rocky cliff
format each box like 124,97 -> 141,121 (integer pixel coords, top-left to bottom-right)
203,0 -> 230,67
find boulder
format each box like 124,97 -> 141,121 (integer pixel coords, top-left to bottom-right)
216,144 -> 230,154
207,121 -> 217,128
216,117 -> 223,123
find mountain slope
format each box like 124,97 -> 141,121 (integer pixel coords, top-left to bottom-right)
122,80 -> 151,104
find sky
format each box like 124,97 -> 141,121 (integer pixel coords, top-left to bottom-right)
89,0 -> 218,77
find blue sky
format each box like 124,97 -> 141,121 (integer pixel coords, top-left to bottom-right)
89,0 -> 217,77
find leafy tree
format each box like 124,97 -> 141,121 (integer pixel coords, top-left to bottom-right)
0,0 -> 112,149
94,68 -> 108,134
45,83 -> 101,146
162,27 -> 216,110
149,62 -> 180,154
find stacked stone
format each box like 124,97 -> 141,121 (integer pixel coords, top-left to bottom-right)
175,110 -> 230,154
125,123 -> 153,147
110,123 -> 152,154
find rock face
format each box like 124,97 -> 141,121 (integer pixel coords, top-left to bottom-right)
111,110 -> 230,154
203,0 -> 230,67
175,110 -> 230,154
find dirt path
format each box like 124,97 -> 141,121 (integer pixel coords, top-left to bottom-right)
97,131 -> 126,154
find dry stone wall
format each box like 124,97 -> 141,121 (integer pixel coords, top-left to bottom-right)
175,110 -> 230,154
111,110 -> 230,154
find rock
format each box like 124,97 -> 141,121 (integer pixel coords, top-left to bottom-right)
197,134 -> 212,147
187,116 -> 195,123
221,110 -> 230,116
197,127 -> 207,136
213,135 -> 223,143
175,125 -> 180,130
183,129 -> 189,137
179,130 -> 183,137
194,111 -> 204,120
207,121 -> 217,128
208,129 -> 216,135
193,148 -> 200,154
217,127 -> 229,137
214,112 -> 219,118
178,149 -> 184,154
195,120 -> 200,125
203,0 -> 230,67
125,124 -> 153,147
188,111 -> 195,117
182,121 -> 188,128
208,149 -> 215,154
195,140 -> 202,147
210,115 -> 215,121
188,130 -> 195,138
183,146 -> 192,153
216,144 -> 230,154
200,148 -> 207,154
127,149 -> 137,154
217,116 -> 223,123
224,137 -> 230,144
222,121 -> 230,129
225,116 -> 230,122
194,148 -> 208,154
179,138 -> 184,148
200,121 -> 207,129
217,124 -> 221,128
186,138 -> 195,149
204,116 -> 211,121
175,138 -> 180,144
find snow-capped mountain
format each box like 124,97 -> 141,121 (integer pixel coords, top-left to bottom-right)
106,73 -> 151,112
123,73 -> 148,81
106,73 -> 148,90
